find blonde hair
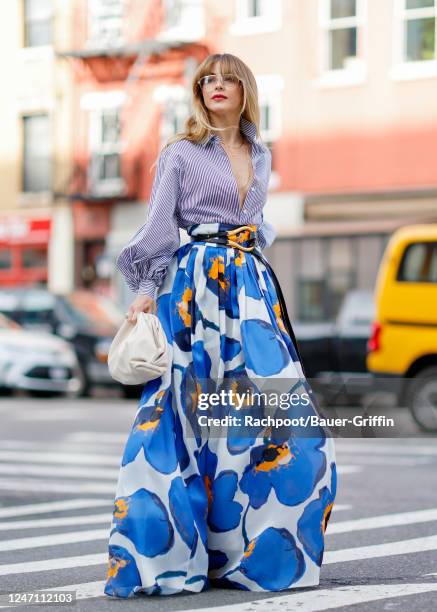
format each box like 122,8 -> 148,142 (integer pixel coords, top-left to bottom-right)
150,53 -> 263,173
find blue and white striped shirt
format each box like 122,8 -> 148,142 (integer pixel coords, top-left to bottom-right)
116,116 -> 277,298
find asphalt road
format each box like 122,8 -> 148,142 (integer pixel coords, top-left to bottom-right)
0,396 -> 436,612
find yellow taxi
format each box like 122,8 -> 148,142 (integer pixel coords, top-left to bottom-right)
367,224 -> 437,431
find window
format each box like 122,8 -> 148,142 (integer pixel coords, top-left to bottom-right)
87,0 -> 124,48
329,0 -> 358,69
22,248 -> 48,269
88,106 -> 125,196
299,271 -> 358,322
159,0 -> 204,41
248,0 -> 263,17
318,0 -> 366,86
161,99 -> 189,146
297,237 -> 357,321
259,100 -> 274,168
392,0 -> 437,79
397,241 -> 437,282
256,74 -> 283,142
298,278 -> 326,321
22,114 -> 52,193
163,0 -> 183,29
326,268 -> 356,319
322,0 -> 364,70
24,0 -> 53,47
255,74 -> 283,177
260,103 -> 272,136
0,250 -> 11,270
402,0 -> 436,61
230,0 -> 282,35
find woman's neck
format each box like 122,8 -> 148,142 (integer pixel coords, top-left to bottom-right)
210,115 -> 243,147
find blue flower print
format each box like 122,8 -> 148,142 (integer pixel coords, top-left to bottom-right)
297,461 -> 337,566
121,387 -> 178,474
196,442 -> 243,533
104,545 -> 142,597
239,438 -> 327,509
110,488 -> 174,557
238,527 -> 306,590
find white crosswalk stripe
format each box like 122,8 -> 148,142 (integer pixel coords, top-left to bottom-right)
0,513 -> 112,531
324,534 -> 437,563
0,529 -> 110,553
13,408 -> 102,421
0,440 -> 123,452
0,450 -> 120,466
65,432 -> 129,443
0,499 -> 112,518
0,478 -> 117,494
328,507 -> 437,534
183,583 -> 437,612
0,553 -> 107,576
333,454 -> 434,466
0,463 -> 118,480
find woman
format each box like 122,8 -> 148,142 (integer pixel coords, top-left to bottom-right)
104,53 -> 337,598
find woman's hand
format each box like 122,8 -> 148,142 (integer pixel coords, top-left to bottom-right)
126,294 -> 157,323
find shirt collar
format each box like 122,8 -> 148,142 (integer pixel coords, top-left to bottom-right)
200,116 -> 257,146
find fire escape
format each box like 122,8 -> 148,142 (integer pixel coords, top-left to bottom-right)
55,0 -> 208,204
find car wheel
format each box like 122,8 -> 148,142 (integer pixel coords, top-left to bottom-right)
404,366 -> 437,432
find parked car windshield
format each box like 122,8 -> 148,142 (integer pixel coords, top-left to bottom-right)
0,289 -> 56,328
62,291 -> 125,329
337,290 -> 375,327
0,312 -> 22,330
0,289 -> 124,333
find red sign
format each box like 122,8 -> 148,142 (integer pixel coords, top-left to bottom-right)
0,216 -> 51,245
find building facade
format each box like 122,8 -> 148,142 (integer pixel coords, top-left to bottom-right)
215,0 -> 437,320
0,0 -> 75,294
62,0 -> 211,304
2,1 -> 436,322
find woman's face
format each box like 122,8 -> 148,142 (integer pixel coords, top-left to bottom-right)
200,61 -> 243,117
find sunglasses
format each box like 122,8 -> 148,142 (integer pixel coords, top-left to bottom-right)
197,74 -> 243,90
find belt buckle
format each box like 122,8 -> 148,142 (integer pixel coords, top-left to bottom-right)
227,225 -> 257,252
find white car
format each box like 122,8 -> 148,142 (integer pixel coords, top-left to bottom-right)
0,313 -> 82,396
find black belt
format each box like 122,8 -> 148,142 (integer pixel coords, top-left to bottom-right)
190,226 -> 307,377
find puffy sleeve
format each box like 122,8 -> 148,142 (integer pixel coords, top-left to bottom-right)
115,144 -> 182,299
257,214 -> 277,249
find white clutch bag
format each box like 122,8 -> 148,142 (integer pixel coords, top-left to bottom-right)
108,312 -> 169,385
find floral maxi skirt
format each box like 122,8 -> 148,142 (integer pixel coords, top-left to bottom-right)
104,222 -> 338,598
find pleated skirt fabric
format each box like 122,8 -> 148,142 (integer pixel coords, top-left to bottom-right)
104,222 -> 337,598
